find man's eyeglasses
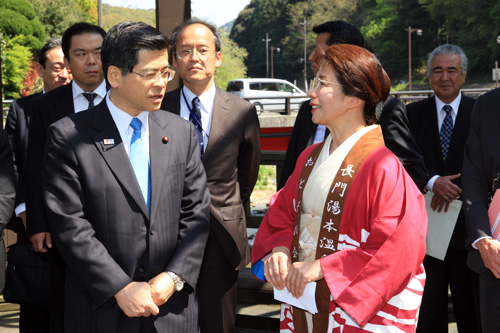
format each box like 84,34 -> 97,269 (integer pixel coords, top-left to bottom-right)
175,48 -> 214,60
132,69 -> 176,83
310,77 -> 342,90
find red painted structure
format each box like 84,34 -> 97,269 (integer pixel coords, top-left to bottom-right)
260,127 -> 293,151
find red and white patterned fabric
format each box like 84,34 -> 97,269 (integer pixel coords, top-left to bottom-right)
252,130 -> 427,332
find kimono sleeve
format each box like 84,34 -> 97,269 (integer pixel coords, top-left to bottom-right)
320,148 -> 427,326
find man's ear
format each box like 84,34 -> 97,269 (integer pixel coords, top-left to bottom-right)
172,55 -> 178,70
34,62 -> 44,78
215,51 -> 222,68
107,66 -> 122,89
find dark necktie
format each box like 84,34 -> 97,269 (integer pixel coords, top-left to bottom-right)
191,97 -> 204,157
440,105 -> 453,161
129,118 -> 150,211
83,92 -> 97,109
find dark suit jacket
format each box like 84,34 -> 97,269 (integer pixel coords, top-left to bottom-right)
43,102 -> 210,332
161,87 -> 261,270
407,95 -> 475,250
462,88 -> 500,273
0,126 -> 16,292
25,83 -> 74,237
279,96 -> 428,190
5,93 -> 41,234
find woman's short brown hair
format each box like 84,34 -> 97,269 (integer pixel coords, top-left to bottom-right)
315,44 -> 391,124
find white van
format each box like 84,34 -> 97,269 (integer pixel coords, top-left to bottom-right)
226,78 -> 307,114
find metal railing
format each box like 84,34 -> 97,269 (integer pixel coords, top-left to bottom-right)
241,87 -> 492,115
2,99 -> 12,122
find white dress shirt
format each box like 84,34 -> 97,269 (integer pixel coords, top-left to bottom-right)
180,84 -> 216,153
106,95 -> 150,159
72,80 -> 107,113
425,93 -> 462,193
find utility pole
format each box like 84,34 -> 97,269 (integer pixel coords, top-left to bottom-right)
98,0 -> 103,27
270,46 -> 280,78
405,26 -> 422,91
299,18 -> 308,90
262,33 -> 271,78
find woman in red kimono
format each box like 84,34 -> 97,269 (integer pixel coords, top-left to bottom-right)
252,44 -> 427,332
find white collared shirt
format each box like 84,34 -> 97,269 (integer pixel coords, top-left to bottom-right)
180,84 -> 215,152
426,93 -> 463,193
106,95 -> 150,159
435,93 -> 462,131
72,80 -> 107,113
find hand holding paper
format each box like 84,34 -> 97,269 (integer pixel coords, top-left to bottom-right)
274,282 -> 318,314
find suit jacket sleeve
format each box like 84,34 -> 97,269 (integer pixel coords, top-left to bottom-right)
237,104 -> 261,204
25,100 -> 50,236
5,101 -> 23,206
379,97 -> 428,191
463,94 -> 492,244
0,128 -> 15,230
43,121 -> 132,309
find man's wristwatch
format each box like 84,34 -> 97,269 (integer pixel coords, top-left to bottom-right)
166,271 -> 184,292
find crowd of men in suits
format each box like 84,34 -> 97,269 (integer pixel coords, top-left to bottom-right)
3,20 -> 259,333
1,16 -> 500,333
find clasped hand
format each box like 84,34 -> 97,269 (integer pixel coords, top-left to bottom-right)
431,173 -> 462,213
114,272 -> 176,318
263,246 -> 324,299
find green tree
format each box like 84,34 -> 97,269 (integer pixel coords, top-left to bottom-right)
28,0 -> 95,39
2,39 -> 32,99
102,4 -> 155,31
0,0 -> 45,98
215,31 -> 248,89
230,0 -> 291,79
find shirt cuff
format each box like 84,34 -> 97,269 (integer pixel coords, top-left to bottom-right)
472,236 -> 493,249
15,203 -> 26,217
425,175 -> 440,193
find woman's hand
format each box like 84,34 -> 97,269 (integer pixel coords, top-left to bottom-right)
286,260 -> 324,298
264,246 -> 292,290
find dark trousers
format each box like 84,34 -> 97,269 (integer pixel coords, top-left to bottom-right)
19,305 -> 50,333
477,268 -> 500,333
417,249 -> 480,332
49,250 -> 66,333
197,231 -> 239,333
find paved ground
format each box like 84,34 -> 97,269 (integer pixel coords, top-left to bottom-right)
0,296 -> 19,333
0,297 -> 459,333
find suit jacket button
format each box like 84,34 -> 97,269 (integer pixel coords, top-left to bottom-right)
150,229 -> 155,235
139,266 -> 146,273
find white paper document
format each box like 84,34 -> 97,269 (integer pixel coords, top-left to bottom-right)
424,192 -> 462,260
274,282 -> 318,314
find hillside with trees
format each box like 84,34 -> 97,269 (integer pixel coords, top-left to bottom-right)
230,0 -> 500,89
101,4 -> 154,30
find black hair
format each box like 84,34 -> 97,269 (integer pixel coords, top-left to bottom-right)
101,21 -> 170,86
61,22 -> 106,61
38,38 -> 62,68
171,19 -> 222,54
312,20 -> 365,47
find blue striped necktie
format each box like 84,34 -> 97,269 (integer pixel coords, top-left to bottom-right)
440,105 -> 453,161
129,118 -> 150,210
191,97 -> 204,157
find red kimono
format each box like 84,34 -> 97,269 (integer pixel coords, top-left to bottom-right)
252,134 -> 427,332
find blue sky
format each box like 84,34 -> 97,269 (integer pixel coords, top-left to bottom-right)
102,0 -> 251,27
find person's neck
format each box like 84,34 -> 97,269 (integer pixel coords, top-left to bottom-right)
327,116 -> 367,154
74,79 -> 103,93
183,81 -> 212,97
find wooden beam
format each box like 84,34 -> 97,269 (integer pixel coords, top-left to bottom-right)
156,0 -> 191,91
